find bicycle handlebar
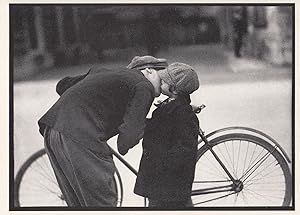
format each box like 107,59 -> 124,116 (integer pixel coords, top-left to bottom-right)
193,104 -> 206,114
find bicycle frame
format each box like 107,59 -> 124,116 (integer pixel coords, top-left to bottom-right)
108,126 -> 241,202
109,146 -> 138,176
108,104 -> 292,205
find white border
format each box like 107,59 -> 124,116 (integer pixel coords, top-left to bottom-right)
1,1 -> 298,215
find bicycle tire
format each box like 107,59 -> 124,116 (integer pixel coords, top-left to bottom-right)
192,133 -> 292,207
14,148 -> 124,207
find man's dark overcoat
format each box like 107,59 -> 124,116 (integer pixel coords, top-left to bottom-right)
38,66 -> 155,156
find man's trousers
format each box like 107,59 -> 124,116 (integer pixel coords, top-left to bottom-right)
43,126 -> 117,207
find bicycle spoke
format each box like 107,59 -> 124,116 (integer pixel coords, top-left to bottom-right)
242,141 -> 250,176
27,160 -> 58,187
193,191 -> 237,206
223,141 -> 236,178
19,180 -> 63,205
240,190 -> 248,205
39,154 -> 52,172
245,143 -> 258,174
240,147 -> 270,180
241,145 -> 265,180
244,160 -> 276,183
202,153 -> 228,180
245,174 -> 285,187
234,192 -> 238,205
249,162 -> 282,179
20,182 -> 56,195
20,173 -> 61,196
244,187 -> 286,192
244,188 -> 284,204
236,140 -> 242,178
202,170 -> 226,180
243,160 -> 282,186
232,141 -> 235,177
214,144 -> 234,179
241,148 -> 277,183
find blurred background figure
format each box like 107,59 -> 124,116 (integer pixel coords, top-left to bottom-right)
143,7 -> 162,57
231,6 -> 248,58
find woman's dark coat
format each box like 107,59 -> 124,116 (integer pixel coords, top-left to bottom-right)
134,95 -> 199,201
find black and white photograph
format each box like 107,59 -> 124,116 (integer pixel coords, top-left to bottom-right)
7,3 -> 295,212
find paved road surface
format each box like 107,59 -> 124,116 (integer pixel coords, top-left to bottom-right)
13,44 -> 293,206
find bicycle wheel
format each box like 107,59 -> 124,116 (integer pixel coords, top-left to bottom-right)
192,133 -> 292,207
14,148 -> 123,207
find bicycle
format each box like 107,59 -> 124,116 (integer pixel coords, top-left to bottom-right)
14,104 -> 292,207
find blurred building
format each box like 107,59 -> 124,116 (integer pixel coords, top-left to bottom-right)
218,6 -> 293,65
11,5 -> 293,78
